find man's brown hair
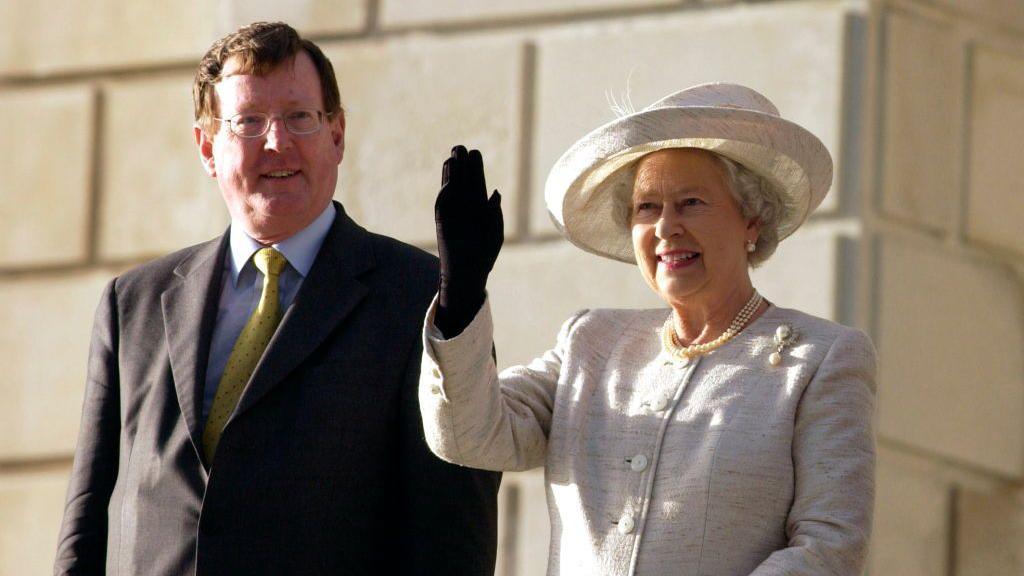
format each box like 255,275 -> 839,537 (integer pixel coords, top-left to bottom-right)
193,21 -> 343,136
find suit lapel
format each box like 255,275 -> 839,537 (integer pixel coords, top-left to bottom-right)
161,234 -> 228,456
234,206 -> 374,417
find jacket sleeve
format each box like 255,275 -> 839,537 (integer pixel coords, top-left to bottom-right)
54,279 -> 122,575
396,298 -> 501,576
418,293 -> 584,472
748,328 -> 877,576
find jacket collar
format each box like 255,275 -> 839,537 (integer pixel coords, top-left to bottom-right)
161,202 -> 375,464
234,202 -> 373,416
162,234 -> 229,461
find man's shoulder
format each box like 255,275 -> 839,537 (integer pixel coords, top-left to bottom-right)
330,204 -> 436,276
113,236 -> 223,295
363,230 -> 438,276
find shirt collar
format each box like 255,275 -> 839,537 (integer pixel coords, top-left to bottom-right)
227,203 -> 336,286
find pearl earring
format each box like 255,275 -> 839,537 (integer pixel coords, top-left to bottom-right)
745,241 -> 756,253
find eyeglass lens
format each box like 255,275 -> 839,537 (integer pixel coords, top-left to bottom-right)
228,110 -> 322,137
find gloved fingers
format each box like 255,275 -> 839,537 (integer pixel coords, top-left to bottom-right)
437,145 -> 492,214
487,190 -> 505,251
441,156 -> 455,187
437,146 -> 465,210
466,149 -> 488,202
487,190 -> 503,226
443,145 -> 468,191
436,160 -> 457,213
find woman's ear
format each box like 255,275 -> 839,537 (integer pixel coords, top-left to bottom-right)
745,217 -> 760,245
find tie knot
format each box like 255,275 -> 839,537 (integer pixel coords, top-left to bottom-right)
253,247 -> 288,277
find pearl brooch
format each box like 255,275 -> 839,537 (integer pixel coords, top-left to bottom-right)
661,291 -> 764,362
769,324 -> 798,366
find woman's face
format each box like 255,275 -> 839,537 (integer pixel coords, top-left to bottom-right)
630,148 -> 758,310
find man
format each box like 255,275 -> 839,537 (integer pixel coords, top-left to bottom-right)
55,22 -> 499,575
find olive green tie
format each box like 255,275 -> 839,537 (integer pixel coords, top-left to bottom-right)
202,247 -> 288,463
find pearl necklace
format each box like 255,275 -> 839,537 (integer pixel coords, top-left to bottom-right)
661,291 -> 764,361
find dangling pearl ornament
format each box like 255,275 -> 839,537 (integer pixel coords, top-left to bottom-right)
769,324 -> 798,366
745,240 -> 756,253
661,291 -> 763,362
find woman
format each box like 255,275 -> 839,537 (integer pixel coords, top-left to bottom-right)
423,83 -> 875,575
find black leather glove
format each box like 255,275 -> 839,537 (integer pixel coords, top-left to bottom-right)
434,145 -> 504,339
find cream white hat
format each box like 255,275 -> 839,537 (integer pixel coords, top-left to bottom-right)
544,82 -> 833,263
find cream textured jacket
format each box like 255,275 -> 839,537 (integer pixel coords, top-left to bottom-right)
419,296 -> 876,576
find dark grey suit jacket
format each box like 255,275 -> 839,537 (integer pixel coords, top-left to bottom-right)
55,204 -> 500,575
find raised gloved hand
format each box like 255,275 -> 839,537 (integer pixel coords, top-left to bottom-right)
433,145 -> 504,339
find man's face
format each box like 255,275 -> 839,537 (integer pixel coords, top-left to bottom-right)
195,51 -> 345,244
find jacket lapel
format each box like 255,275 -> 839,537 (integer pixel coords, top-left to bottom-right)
161,234 -> 228,456
234,206 -> 374,416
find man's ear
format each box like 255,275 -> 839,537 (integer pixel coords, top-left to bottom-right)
331,112 -> 346,164
194,124 -> 217,178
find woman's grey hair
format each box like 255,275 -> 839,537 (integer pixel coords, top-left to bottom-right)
614,149 -> 793,267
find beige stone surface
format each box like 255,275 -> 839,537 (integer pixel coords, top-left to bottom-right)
0,87 -> 93,268
491,471 -> 540,573
99,76 -> 228,260
380,0 -> 677,27
494,472 -> 513,576
512,469 -> 551,576
0,271 -> 114,459
531,1 -> 851,235
0,0 -> 217,75
752,222 -> 850,322
933,0 -> 1024,34
325,36 -> 523,247
214,0 -> 366,37
868,448 -> 950,576
965,45 -> 1024,257
0,466 -> 71,575
0,0 -> 368,76
875,237 -> 1024,477
487,240 -> 664,369
956,487 -> 1024,575
879,12 -> 960,232
492,469 -> 552,576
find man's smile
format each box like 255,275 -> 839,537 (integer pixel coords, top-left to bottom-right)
262,169 -> 299,179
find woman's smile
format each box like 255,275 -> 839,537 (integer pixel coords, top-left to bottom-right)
657,249 -> 701,272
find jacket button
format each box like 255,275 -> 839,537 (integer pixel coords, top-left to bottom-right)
431,367 -> 441,379
617,513 -> 635,534
630,454 -> 649,472
430,384 -> 443,396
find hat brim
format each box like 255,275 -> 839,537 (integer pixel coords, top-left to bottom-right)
545,106 -> 833,263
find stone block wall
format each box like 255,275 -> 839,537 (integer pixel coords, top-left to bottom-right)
864,0 -> 1024,573
5,0 -> 1015,573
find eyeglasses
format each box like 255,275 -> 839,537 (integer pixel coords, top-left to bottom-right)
215,109 -> 329,138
